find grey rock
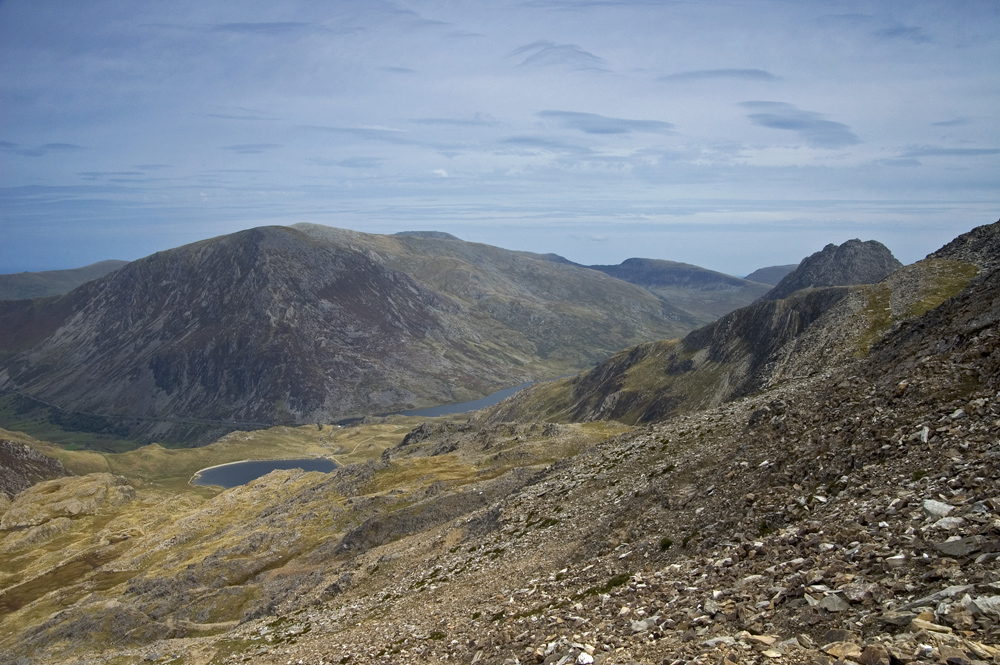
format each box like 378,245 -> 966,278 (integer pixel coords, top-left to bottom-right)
819,594 -> 851,612
923,499 -> 955,518
933,536 -> 988,558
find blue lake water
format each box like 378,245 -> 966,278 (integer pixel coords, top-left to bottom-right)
397,381 -> 536,418
191,457 -> 338,489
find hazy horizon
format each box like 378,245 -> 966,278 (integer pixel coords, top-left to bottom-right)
2,0 -> 998,276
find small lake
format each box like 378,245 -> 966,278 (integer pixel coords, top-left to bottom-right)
191,457 -> 338,489
397,381 -> 536,418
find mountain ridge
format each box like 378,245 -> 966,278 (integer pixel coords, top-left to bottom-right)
481,233 -> 981,426
0,225 -> 698,444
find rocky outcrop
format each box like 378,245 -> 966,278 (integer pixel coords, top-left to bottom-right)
760,239 -> 902,301
0,473 -> 134,529
0,439 -> 69,499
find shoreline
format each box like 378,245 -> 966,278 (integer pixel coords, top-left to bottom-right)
188,455 -> 334,486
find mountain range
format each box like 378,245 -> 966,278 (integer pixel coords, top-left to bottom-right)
0,219 -> 997,665
0,225 -> 712,444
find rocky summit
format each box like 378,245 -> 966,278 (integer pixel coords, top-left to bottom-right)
0,220 -> 998,665
760,240 -> 903,302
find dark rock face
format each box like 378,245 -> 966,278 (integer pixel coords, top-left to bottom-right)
760,239 -> 902,301
0,440 -> 69,499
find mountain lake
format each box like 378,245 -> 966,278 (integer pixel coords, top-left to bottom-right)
192,380 -> 540,488
191,457 -> 338,488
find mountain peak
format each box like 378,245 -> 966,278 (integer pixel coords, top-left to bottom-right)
760,238 -> 902,301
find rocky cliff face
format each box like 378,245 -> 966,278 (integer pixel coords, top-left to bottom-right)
0,225 -> 697,442
760,239 -> 903,301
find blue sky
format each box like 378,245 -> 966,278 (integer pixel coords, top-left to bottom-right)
1,0 -> 998,276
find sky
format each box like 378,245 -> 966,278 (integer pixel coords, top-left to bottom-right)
1,0 -> 998,277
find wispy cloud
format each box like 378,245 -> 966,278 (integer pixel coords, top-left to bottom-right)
206,107 -> 278,121
300,125 -> 414,145
221,143 -> 282,154
412,115 -> 500,127
210,22 -> 312,35
509,41 -> 608,72
498,135 -> 593,154
382,67 -> 417,74
0,141 -> 86,157
78,171 -> 145,180
900,147 -> 1000,158
874,25 -> 931,44
931,118 -> 969,128
659,68 -> 780,82
741,102 -> 860,148
538,110 -> 674,135
334,157 -> 386,168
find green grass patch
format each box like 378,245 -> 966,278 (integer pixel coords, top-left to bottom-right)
906,259 -> 978,318
578,572 -> 631,598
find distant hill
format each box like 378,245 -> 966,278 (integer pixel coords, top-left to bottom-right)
0,260 -> 127,300
759,239 -> 902,301
0,225 -> 698,444
393,231 -> 461,240
743,263 -> 796,285
588,257 -> 771,324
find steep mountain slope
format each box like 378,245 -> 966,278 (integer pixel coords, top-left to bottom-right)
0,260 -> 127,301
588,258 -> 771,324
485,234 -> 982,425
744,263 -> 797,285
0,226 -> 695,443
1,220 -> 998,665
760,239 -> 902,301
